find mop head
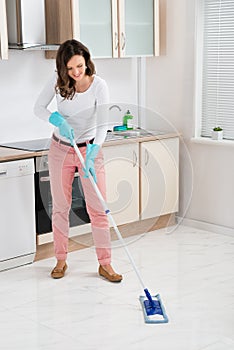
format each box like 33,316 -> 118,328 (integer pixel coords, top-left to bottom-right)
139,293 -> 169,324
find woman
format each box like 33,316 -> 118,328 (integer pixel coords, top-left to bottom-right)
34,39 -> 122,282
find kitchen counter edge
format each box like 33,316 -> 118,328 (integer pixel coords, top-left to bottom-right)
0,132 -> 180,162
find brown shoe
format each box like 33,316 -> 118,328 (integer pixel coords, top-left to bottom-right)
51,263 -> 68,279
98,265 -> 122,283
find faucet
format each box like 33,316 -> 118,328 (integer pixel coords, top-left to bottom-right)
109,104 -> 122,112
108,105 -> 122,132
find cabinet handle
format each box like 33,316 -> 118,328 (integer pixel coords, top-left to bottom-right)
145,149 -> 149,166
0,170 -> 7,176
114,32 -> 119,50
40,176 -> 50,182
121,32 -> 126,50
133,150 -> 137,167
40,172 -> 80,183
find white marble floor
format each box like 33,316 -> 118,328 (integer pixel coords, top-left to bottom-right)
0,225 -> 234,350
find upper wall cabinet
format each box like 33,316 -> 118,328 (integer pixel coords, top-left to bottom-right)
0,0 -> 8,59
72,0 -> 114,58
118,0 -> 159,57
0,0 -> 159,60
72,0 -> 160,58
44,0 -> 73,59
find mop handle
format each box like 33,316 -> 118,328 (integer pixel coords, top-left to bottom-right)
73,142 -> 146,290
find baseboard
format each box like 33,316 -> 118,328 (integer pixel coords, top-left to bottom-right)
37,214 -> 175,246
37,223 -> 92,245
177,216 -> 234,237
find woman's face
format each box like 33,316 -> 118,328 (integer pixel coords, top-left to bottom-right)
66,55 -> 86,81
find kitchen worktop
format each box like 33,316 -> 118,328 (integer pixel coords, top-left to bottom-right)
0,147 -> 40,162
0,132 -> 179,162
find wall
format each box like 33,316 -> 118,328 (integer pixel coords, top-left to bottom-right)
1,0 -> 233,231
0,51 -> 138,143
145,0 -> 234,231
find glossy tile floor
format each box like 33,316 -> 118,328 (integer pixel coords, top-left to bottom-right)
1,225 -> 234,350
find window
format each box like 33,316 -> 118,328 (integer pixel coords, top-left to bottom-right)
196,0 -> 234,140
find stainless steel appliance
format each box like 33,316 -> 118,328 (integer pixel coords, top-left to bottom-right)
0,138 -> 90,235
5,0 -> 59,50
35,154 -> 90,234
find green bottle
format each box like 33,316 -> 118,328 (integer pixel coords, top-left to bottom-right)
123,110 -> 134,130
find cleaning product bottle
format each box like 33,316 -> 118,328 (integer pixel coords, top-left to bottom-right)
123,110 -> 134,130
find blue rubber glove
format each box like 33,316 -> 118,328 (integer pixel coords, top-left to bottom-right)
84,144 -> 100,183
49,111 -> 74,145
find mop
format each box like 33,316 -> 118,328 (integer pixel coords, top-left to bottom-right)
72,140 -> 169,324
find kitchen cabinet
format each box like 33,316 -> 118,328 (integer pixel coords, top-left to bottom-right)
71,0 -> 160,58
72,0 -> 114,58
103,142 -> 139,225
0,0 -> 8,59
140,137 -> 179,220
118,0 -> 159,57
44,0 -> 73,59
103,137 -> 179,226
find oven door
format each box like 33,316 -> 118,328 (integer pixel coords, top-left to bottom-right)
35,167 -> 90,235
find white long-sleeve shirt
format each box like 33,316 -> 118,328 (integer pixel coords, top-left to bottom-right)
34,71 -> 110,145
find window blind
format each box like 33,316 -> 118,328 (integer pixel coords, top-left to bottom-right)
201,0 -> 234,140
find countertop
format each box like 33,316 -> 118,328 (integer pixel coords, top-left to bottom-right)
0,132 -> 179,162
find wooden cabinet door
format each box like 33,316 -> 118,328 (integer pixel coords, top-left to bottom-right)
140,138 -> 179,220
45,0 -> 73,59
103,143 -> 139,225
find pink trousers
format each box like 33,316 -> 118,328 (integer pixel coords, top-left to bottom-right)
48,138 -> 111,265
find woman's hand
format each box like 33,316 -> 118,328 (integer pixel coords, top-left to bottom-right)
83,144 -> 100,183
49,111 -> 74,144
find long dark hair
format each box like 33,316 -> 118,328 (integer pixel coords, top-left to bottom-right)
55,39 -> 96,99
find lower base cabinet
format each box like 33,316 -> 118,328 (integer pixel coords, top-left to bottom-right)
103,137 -> 179,226
103,142 -> 139,225
140,137 -> 179,220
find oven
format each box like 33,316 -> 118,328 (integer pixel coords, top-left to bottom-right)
35,154 -> 90,234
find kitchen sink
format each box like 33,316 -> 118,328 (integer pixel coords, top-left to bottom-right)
105,128 -> 157,142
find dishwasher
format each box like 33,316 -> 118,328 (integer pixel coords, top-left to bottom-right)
0,158 -> 36,271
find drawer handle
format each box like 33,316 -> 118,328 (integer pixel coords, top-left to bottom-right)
40,176 -> 50,182
0,170 -> 7,176
40,172 -> 80,182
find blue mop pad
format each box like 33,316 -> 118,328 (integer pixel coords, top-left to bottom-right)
139,290 -> 169,324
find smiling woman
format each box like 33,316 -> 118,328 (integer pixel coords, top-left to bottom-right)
34,39 -> 122,282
